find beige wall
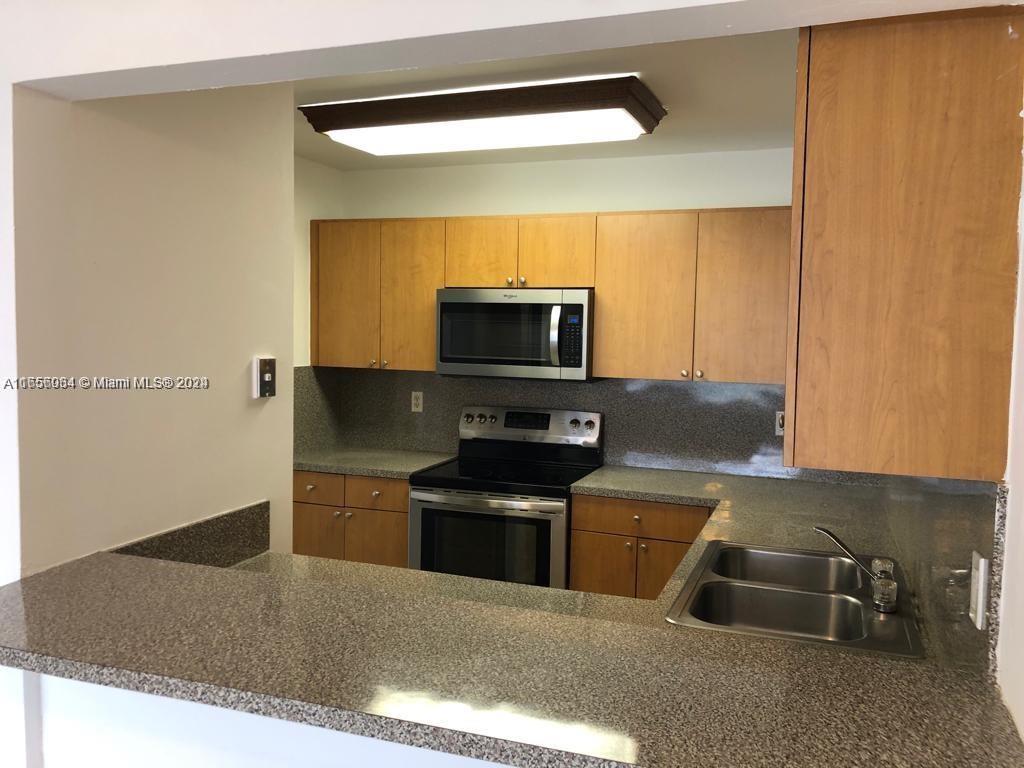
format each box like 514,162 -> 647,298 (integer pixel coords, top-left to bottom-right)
14,84 -> 295,574
293,147 -> 792,366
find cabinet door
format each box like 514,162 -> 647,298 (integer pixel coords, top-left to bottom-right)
636,539 -> 689,600
789,12 -> 1021,481
343,508 -> 408,568
318,220 -> 381,368
569,530 -> 636,597
593,212 -> 698,380
380,219 -> 444,371
293,502 -> 344,559
517,215 -> 596,287
445,217 -> 518,287
693,209 -> 789,384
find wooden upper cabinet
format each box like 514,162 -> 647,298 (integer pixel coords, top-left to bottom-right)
693,209 -> 790,384
517,215 -> 596,287
318,220 -> 381,368
445,217 -> 518,287
380,219 -> 444,371
787,11 -> 1022,481
593,212 -> 698,380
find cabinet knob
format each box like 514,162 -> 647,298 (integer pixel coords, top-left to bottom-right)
695,369 -> 704,379
633,515 -> 641,522
506,277 -> 514,286
345,511 -> 353,519
519,276 -> 526,286
680,369 -> 689,379
382,360 -> 389,369
369,359 -> 377,368
625,541 -> 633,550
333,510 -> 342,518
371,490 -> 382,498
640,543 -> 648,552
305,484 -> 316,491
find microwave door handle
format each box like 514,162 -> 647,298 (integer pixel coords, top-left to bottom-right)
549,305 -> 561,366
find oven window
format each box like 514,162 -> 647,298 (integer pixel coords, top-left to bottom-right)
419,506 -> 551,586
439,303 -> 554,366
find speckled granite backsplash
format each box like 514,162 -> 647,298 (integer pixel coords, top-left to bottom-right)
296,365 -> 799,477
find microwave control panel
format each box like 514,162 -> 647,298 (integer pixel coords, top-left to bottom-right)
561,304 -> 584,368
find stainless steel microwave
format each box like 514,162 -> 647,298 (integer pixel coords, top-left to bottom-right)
436,288 -> 593,380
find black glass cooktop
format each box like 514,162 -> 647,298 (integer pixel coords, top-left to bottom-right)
410,458 -> 596,499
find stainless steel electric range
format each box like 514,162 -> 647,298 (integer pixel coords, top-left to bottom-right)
408,406 -> 603,589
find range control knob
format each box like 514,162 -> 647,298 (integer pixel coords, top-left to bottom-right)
477,413 -> 487,424
488,414 -> 497,424
463,413 -> 475,424
569,418 -> 581,429
584,419 -> 596,431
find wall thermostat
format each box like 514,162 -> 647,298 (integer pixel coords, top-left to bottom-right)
252,356 -> 276,398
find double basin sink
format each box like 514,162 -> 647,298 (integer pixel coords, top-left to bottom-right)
666,541 -> 923,657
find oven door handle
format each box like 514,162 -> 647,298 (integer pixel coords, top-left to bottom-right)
410,490 -> 565,515
549,305 -> 561,367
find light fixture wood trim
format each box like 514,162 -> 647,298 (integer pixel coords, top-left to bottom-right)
299,76 -> 666,133
783,27 -> 811,467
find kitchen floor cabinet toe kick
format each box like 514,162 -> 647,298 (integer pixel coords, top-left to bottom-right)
293,470 -> 409,568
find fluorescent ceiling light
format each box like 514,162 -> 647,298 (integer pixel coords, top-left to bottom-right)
298,75 -> 665,157
325,108 -> 645,155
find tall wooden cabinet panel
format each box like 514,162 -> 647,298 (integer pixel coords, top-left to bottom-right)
787,11 -> 1022,481
380,219 -> 444,371
517,215 -> 596,287
693,209 -> 790,384
445,217 -> 518,287
318,220 -> 381,368
293,502 -> 345,560
570,530 -> 637,597
593,212 -> 698,380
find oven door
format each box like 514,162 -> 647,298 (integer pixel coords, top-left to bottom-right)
436,288 -> 590,380
409,489 -> 567,588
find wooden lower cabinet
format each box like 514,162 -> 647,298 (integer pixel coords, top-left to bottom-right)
293,471 -> 409,568
637,539 -> 690,600
344,508 -> 408,568
293,502 -> 345,560
570,530 -> 637,597
570,494 -> 708,599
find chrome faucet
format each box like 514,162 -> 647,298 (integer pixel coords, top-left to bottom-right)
813,527 -> 898,613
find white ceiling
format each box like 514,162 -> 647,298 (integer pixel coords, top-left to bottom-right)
292,29 -> 798,171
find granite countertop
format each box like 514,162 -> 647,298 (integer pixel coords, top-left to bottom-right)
293,448 -> 452,478
0,465 -> 1020,767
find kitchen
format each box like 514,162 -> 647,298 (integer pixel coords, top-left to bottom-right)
2,4 -> 1024,768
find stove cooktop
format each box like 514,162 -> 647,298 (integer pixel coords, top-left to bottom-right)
409,457 -> 596,499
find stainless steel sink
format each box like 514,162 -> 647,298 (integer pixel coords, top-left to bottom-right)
666,542 -> 923,657
710,545 -> 864,592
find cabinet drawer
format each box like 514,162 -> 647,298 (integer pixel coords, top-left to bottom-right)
572,495 -> 709,542
293,471 -> 346,507
345,475 -> 409,512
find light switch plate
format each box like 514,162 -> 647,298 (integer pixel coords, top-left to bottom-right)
411,391 -> 423,413
969,550 -> 989,631
775,411 -> 785,436
251,356 -> 275,399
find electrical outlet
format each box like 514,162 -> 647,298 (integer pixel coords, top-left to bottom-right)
775,411 -> 785,436
411,391 -> 423,413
